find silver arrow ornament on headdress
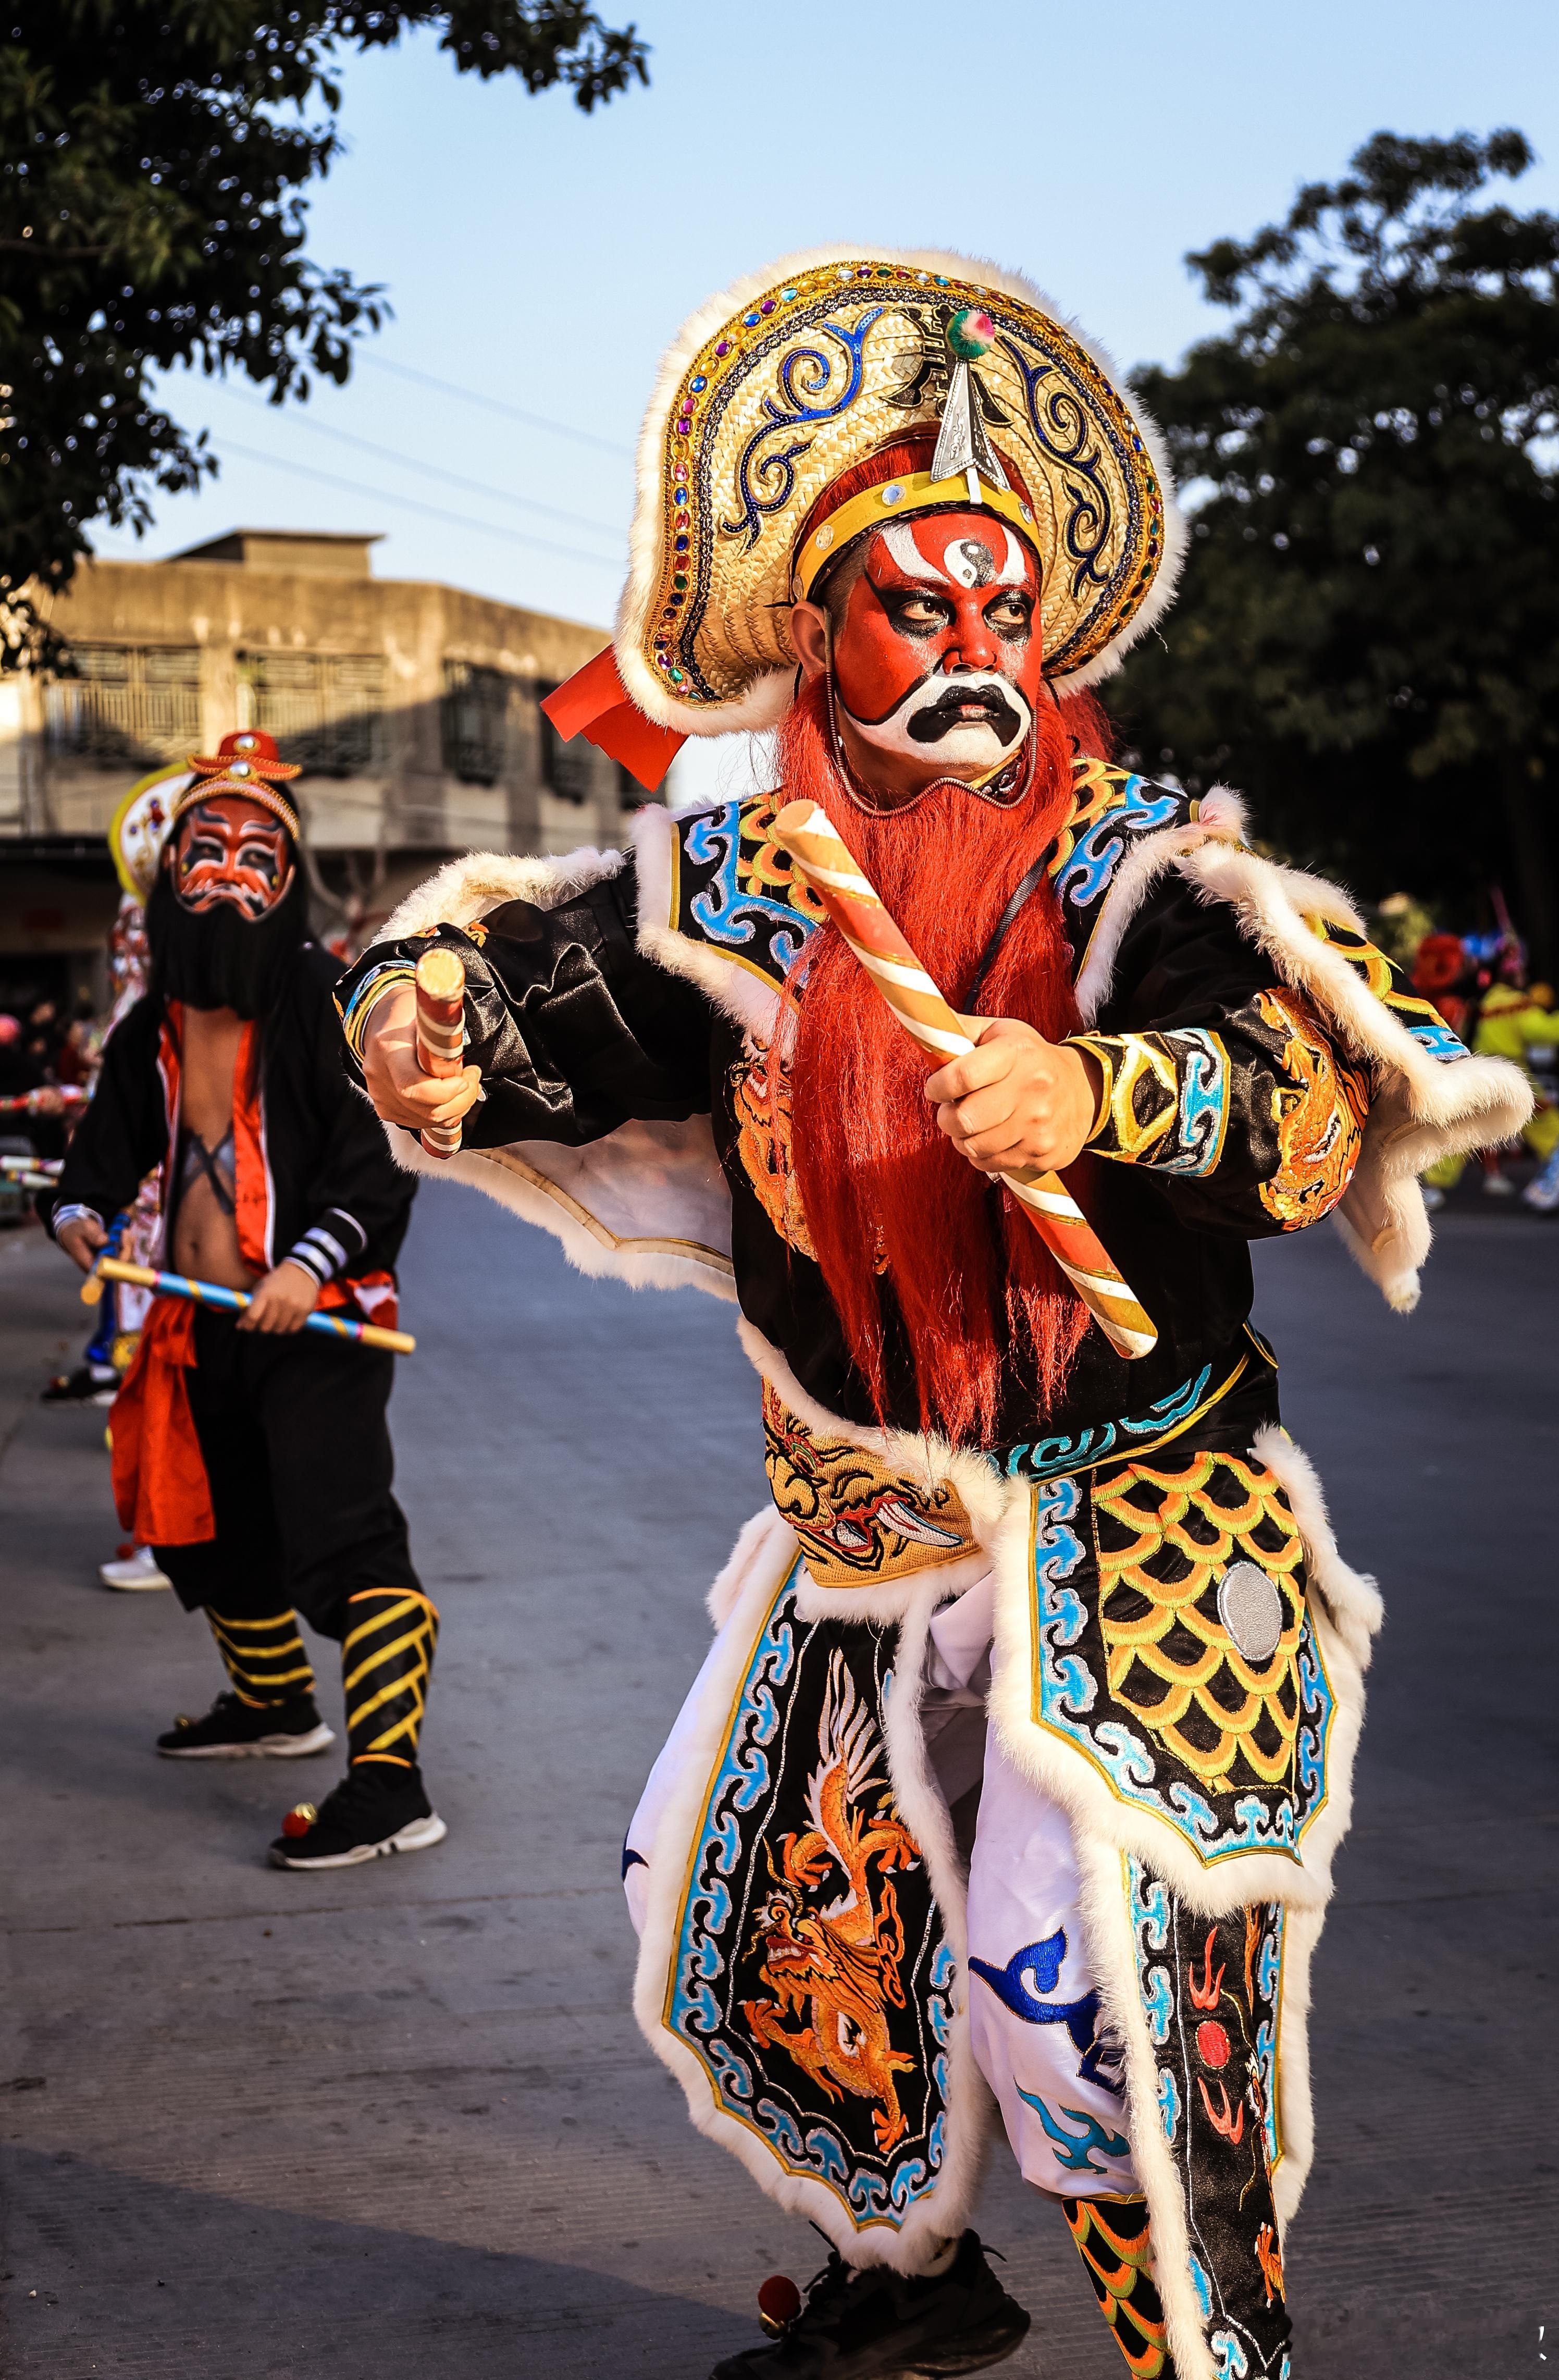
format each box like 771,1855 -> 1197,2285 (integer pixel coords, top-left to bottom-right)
930,310 -> 1012,506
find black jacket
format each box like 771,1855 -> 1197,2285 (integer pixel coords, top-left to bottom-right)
52,943 -> 415,1290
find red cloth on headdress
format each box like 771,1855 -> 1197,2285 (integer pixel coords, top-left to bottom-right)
540,646 -> 686,793
110,1296 -> 216,1547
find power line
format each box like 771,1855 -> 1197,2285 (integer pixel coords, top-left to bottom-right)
225,389 -> 625,541
358,352 -> 636,459
212,437 -> 623,570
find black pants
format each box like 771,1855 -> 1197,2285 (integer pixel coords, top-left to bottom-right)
154,1305 -> 421,1641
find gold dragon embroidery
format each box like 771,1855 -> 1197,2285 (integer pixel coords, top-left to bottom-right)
1255,988 -> 1370,1229
741,1651 -> 920,2153
763,1383 -> 975,1589
731,1041 -> 818,1261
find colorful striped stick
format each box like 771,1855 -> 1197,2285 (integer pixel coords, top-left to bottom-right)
414,947 -> 467,1160
770,799 -> 1157,1362
0,1086 -> 85,1116
91,1256 -> 417,1354
2,1153 -> 60,1176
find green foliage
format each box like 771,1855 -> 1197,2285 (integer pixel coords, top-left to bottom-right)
1109,131 -> 1559,963
0,0 -> 648,631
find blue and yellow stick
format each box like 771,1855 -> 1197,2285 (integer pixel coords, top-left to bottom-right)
90,1255 -> 416,1354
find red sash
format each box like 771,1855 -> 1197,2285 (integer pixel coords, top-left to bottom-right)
110,1295 -> 215,1547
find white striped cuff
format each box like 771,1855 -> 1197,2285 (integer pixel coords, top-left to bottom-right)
287,1228 -> 346,1285
52,1202 -> 103,1237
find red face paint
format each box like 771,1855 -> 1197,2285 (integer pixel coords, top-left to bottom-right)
831,511 -> 1044,776
171,796 -> 296,920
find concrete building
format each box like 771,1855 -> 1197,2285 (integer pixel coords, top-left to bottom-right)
0,531 -> 640,1013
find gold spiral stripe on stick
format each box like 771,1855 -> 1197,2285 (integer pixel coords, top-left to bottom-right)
770,800 -> 1157,1362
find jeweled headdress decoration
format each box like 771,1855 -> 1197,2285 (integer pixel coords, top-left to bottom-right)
616,244 -> 1183,742
166,729 -> 302,842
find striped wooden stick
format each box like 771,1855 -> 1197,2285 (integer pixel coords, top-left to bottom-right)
414,947 -> 467,1160
770,800 -> 1157,1362
91,1256 -> 417,1355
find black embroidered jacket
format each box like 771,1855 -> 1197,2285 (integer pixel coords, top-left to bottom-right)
338,765 -> 1463,1454
53,943 -> 417,1304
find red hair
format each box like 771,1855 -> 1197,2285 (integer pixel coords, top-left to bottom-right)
782,677 -> 1109,1446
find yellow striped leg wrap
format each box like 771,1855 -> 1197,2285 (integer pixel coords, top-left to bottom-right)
205,1608 -> 316,1709
1062,2196 -> 1175,2378
342,1588 -> 439,1770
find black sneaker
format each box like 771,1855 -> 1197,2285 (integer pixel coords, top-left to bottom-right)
267,1766 -> 447,1870
711,2231 -> 1030,2379
42,1362 -> 120,1407
158,1691 -> 335,1760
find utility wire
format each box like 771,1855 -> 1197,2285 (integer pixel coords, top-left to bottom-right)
358,352 -> 635,459
212,437 -> 623,570
224,389 -> 625,541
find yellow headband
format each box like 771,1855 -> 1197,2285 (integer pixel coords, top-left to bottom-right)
166,778 -> 302,845
793,470 -> 1040,603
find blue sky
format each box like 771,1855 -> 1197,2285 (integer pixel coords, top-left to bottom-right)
92,0 -> 1559,646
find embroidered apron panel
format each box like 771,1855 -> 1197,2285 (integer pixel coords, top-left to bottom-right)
663,1557 -> 956,2236
763,1383 -> 978,1591
1127,1857 -> 1292,2377
1028,1454 -> 1335,1866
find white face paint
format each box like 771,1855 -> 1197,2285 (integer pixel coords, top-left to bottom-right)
880,521 -> 1029,589
839,669 -> 1036,769
831,510 -> 1044,779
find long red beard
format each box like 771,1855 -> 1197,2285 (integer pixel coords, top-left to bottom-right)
783,679 -> 1100,1446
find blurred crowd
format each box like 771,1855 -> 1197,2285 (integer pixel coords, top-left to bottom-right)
1391,904 -> 1559,1211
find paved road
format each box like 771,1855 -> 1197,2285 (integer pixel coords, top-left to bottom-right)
2,1186 -> 1554,2378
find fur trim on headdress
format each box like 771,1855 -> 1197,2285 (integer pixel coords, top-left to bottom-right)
617,243 -> 1185,739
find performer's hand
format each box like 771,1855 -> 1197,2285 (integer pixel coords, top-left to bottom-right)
240,1262 -> 320,1335
926,1018 -> 1100,1176
56,1213 -> 107,1273
358,984 -> 484,1134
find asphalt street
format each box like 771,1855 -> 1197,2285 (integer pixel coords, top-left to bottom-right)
2,1182 -> 1554,2379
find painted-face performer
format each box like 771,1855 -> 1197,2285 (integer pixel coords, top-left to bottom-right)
49,731 -> 444,1871
342,254 -> 1528,2378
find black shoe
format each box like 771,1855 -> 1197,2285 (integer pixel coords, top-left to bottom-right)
267,1765 -> 447,1870
711,2231 -> 1030,2379
158,1691 -> 336,1760
42,1362 -> 119,1406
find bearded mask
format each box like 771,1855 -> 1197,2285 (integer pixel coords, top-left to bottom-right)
148,793 -> 307,1018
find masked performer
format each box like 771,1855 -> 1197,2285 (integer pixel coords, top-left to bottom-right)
340,254 -> 1528,2378
48,732 -> 443,1871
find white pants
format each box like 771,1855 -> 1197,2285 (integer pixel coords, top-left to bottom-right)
625,1570 -> 1141,2207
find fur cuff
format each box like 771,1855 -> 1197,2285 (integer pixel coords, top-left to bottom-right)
379,844 -> 625,940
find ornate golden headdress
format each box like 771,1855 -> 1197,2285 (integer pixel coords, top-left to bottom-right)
545,245 -> 1184,784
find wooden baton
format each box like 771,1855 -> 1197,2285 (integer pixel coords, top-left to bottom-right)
414,946 -> 467,1161
770,799 -> 1157,1362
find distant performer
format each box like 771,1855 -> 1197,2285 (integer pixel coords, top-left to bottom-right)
341,253 -> 1528,2377
47,731 -> 443,1871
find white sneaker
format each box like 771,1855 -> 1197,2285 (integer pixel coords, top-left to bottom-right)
1523,1175 -> 1559,1213
100,1546 -> 172,1592
1482,1171 -> 1515,1197
1421,1183 -> 1445,1212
